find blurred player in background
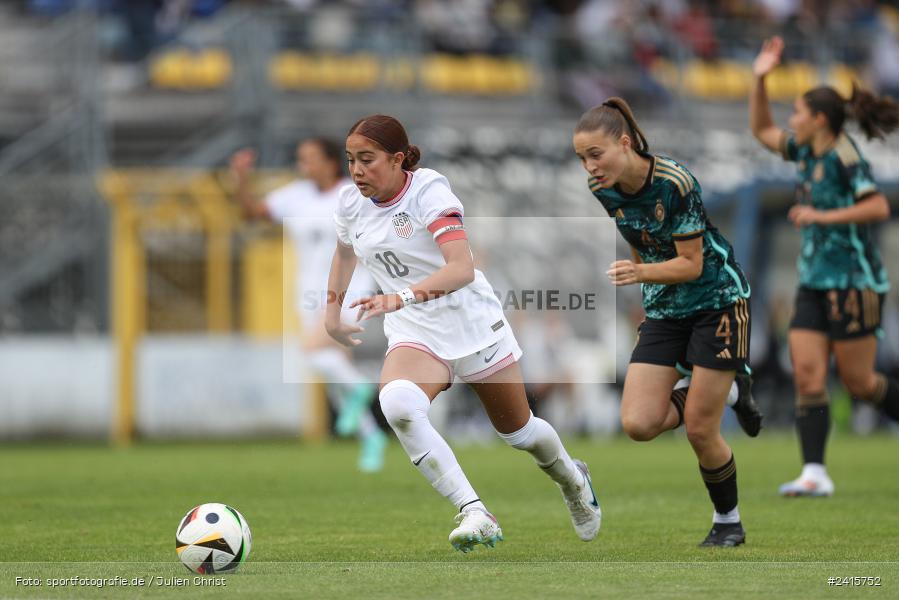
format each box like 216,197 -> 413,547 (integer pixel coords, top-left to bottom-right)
326,114 -> 601,553
751,36 -> 899,497
230,139 -> 387,473
574,97 -> 761,547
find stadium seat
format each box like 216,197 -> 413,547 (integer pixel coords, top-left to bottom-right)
340,54 -> 380,91
149,49 -> 193,89
420,54 -> 458,93
718,61 -> 751,99
193,49 -> 233,89
269,51 -> 319,89
682,60 -> 717,98
382,58 -> 416,90
149,48 -> 233,90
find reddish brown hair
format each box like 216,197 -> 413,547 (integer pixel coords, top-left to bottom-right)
347,114 -> 422,170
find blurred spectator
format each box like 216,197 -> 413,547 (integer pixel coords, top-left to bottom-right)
671,0 -> 719,60
872,5 -> 899,98
121,0 -> 159,62
754,0 -> 800,23
415,0 -> 497,54
280,0 -> 319,11
26,0 -> 229,62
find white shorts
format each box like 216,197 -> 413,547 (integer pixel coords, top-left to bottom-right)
385,328 -> 523,388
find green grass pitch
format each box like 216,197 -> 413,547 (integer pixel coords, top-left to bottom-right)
1,433 -> 897,599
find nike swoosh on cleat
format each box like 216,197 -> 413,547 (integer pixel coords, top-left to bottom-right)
412,451 -> 430,466
587,482 -> 599,507
579,464 -> 599,507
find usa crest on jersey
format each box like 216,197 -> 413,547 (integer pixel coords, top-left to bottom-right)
392,212 -> 413,238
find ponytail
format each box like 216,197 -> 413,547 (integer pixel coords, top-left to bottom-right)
848,84 -> 899,140
574,97 -> 649,152
803,84 -> 899,140
402,144 -> 421,170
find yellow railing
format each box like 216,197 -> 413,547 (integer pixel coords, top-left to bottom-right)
651,59 -> 862,101
98,168 -> 325,444
150,48 -> 540,95
147,46 -> 863,101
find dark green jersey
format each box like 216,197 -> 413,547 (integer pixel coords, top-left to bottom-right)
590,154 -> 750,320
782,132 -> 889,292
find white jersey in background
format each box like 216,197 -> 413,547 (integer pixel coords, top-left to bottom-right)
265,178 -> 372,323
334,168 -> 508,360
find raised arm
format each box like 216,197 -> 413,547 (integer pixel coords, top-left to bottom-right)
750,37 -> 787,153
229,148 -> 272,221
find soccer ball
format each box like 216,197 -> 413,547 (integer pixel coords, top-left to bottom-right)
175,503 -> 252,574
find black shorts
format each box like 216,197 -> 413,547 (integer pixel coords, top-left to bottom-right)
789,286 -> 884,340
630,298 -> 751,373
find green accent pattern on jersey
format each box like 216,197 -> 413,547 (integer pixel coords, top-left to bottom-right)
590,154 -> 750,320
781,132 -> 890,292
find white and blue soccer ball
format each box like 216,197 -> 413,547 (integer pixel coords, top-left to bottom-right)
175,503 -> 252,574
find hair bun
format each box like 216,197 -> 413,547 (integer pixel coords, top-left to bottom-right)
403,144 -> 422,170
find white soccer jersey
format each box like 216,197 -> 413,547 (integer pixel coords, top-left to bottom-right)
334,168 -> 508,359
265,178 -> 372,321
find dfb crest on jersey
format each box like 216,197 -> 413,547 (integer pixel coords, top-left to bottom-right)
392,212 -> 413,238
654,199 -> 665,222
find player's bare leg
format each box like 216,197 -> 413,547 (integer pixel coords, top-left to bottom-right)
620,363 -> 682,440
834,335 -> 878,399
379,347 -> 501,552
469,362 -> 601,541
684,367 -> 733,468
833,335 -> 899,421
780,330 -> 834,496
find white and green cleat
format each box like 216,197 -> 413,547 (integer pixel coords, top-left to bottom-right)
448,507 -> 503,553
563,459 -> 601,541
335,383 -> 376,437
357,428 -> 387,473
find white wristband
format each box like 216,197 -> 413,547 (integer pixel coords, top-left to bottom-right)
398,287 -> 417,307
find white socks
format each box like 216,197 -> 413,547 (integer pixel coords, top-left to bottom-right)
379,382 -> 582,512
676,375 -> 739,406
726,381 -> 739,407
497,413 -> 582,495
801,463 -> 828,480
713,507 -> 741,524
379,380 -> 480,510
